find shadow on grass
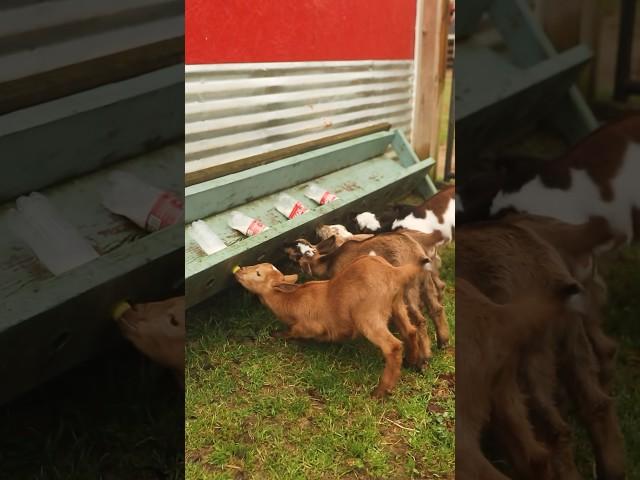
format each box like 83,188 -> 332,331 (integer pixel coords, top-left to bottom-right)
0,343 -> 184,480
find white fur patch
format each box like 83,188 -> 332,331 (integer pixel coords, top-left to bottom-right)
368,250 -> 377,256
330,224 -> 353,238
391,197 -> 455,241
455,194 -> 464,212
424,261 -> 432,272
567,292 -> 588,315
356,212 -> 381,232
297,242 -> 315,257
490,142 -> 640,245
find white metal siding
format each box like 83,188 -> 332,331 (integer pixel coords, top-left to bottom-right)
0,0 -> 182,84
185,60 -> 414,175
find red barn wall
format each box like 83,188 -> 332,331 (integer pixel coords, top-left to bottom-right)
185,0 -> 417,64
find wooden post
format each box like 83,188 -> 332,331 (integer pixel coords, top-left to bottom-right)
411,0 -> 449,176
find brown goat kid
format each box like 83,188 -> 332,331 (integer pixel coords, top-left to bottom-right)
456,277 -> 584,480
115,296 -> 186,388
457,218 -> 626,480
234,255 -> 431,397
285,230 -> 448,362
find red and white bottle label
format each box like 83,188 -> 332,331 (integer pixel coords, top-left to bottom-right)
246,219 -> 267,236
146,192 -> 184,232
319,191 -> 337,205
288,202 -> 307,219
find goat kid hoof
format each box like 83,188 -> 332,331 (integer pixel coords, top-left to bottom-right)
371,388 -> 390,399
437,340 -> 449,349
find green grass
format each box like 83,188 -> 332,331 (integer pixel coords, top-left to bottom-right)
186,246 -> 455,480
0,345 -> 185,480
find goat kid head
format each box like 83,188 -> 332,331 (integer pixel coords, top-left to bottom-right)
234,263 -> 299,295
284,236 -> 339,276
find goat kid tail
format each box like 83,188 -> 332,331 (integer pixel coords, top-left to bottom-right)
395,256 -> 432,287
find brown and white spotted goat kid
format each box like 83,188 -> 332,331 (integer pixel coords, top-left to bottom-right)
234,255 -> 431,398
353,185 -> 455,241
489,114 -> 640,245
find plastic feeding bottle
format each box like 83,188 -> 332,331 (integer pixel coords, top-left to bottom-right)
190,220 -> 226,255
304,183 -> 337,205
6,192 -> 99,275
100,171 -> 183,232
275,193 -> 308,219
228,211 -> 268,236
111,300 -> 132,321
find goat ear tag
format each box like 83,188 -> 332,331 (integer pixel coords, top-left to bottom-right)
232,265 -> 241,273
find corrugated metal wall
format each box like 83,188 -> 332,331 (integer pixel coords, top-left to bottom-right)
185,60 -> 414,176
0,0 -> 183,84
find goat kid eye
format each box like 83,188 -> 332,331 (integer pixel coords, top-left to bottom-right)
169,315 -> 179,327
256,271 -> 261,277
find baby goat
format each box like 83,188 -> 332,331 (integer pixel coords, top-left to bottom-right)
234,255 -> 431,397
285,230 -> 448,361
457,277 -> 584,480
352,185 -> 455,240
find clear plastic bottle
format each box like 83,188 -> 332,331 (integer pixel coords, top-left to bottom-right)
6,192 -> 99,275
190,220 -> 226,255
304,183 -> 337,205
275,193 -> 308,219
100,171 -> 183,232
228,211 -> 268,236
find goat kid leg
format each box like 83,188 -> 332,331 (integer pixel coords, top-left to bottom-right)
492,366 -> 552,480
405,282 -> 433,361
562,325 -> 625,480
392,298 -> 426,370
422,274 -> 450,348
359,320 -> 404,398
457,397 -> 511,480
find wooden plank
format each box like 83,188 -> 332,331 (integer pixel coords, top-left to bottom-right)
184,123 -> 391,186
185,131 -> 395,222
489,0 -> 598,137
0,143 -> 183,302
411,0 -> 449,165
0,67 -> 183,202
0,225 -> 183,406
455,44 -> 592,160
392,130 -> 438,197
0,37 -> 184,115
185,161 -> 432,307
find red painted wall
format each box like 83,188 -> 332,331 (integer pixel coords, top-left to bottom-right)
186,0 -> 416,64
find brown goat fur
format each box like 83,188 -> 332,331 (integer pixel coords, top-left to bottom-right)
285,230 -> 448,360
456,277 -> 584,480
457,219 -> 626,479
234,255 -> 431,397
115,296 -> 185,388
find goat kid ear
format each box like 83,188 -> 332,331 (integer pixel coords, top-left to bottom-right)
315,235 -> 337,254
272,282 -> 300,293
283,274 -> 298,284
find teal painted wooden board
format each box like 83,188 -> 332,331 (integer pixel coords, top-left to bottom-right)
0,144 -> 183,307
185,131 -> 395,222
456,0 -> 597,158
0,143 -> 184,405
0,66 -> 183,202
456,43 -> 591,160
184,130 -> 436,307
